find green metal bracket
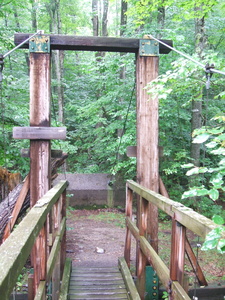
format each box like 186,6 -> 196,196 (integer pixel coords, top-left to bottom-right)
145,266 -> 159,300
139,39 -> 159,56
29,35 -> 50,53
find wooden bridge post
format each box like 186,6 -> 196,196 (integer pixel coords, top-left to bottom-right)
136,38 -> 159,298
29,37 -> 51,297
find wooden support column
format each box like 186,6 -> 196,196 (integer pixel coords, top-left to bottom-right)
136,39 -> 159,298
170,218 -> 186,285
124,184 -> 133,268
30,48 -> 51,296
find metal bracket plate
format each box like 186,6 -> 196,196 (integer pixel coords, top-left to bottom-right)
145,266 -> 159,300
29,35 -> 50,53
139,39 -> 159,56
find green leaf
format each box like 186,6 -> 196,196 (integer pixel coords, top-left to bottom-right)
209,189 -> 219,201
192,134 -> 210,144
186,167 -> 199,176
217,239 -> 225,254
181,163 -> 195,169
182,189 -> 197,199
213,215 -> 224,225
196,188 -> 209,196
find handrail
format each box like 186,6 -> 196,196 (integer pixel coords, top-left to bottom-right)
0,180 -> 68,300
127,180 -> 220,238
124,180 -> 223,300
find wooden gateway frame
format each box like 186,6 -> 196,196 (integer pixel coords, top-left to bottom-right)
14,33 -> 172,297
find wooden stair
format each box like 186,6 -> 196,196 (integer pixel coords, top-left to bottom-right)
68,266 -> 129,299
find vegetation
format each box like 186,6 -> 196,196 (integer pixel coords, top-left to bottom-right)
0,1 -> 224,227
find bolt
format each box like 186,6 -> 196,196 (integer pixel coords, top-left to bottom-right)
155,42 -> 158,46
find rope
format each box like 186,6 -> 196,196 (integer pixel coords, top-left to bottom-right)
148,34 -> 225,76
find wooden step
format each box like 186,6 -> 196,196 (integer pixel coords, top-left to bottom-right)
68,266 -> 129,300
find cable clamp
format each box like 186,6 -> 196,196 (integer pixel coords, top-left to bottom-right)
205,63 -> 214,90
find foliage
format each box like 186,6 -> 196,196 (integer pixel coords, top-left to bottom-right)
202,215 -> 225,254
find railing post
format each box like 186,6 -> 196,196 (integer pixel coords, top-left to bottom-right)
170,217 -> 186,286
60,189 -> 67,277
124,184 -> 133,268
137,196 -> 148,299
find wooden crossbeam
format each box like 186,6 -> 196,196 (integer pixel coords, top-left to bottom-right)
14,33 -> 173,54
21,149 -> 63,158
13,126 -> 66,140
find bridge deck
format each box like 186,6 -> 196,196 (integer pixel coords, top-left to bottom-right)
69,266 -> 129,299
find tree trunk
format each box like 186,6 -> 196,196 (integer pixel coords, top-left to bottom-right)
47,0 -> 65,123
0,153 -> 68,243
102,0 -> 109,37
92,0 -> 99,36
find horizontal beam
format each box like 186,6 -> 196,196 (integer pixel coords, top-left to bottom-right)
13,126 -> 66,140
21,149 -> 63,158
127,180 -> 221,239
0,180 -> 68,300
14,34 -> 173,54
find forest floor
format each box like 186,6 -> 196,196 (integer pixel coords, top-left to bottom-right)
66,207 -> 225,288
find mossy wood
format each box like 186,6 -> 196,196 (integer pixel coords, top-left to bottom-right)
126,180 -> 221,238
0,180 -> 68,300
118,257 -> 141,300
59,258 -> 72,300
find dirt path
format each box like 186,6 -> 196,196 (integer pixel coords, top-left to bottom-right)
66,208 -> 134,268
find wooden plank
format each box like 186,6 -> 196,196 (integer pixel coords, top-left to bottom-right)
21,149 -> 63,158
0,180 -> 68,300
14,33 -> 173,54
124,185 -> 133,268
118,257 -> 141,300
13,126 -> 66,140
126,217 -> 191,300
47,217 -> 66,281
185,237 -> 207,287
126,180 -> 223,239
2,174 -> 30,241
170,219 -> 186,285
34,281 -> 46,300
59,258 -> 72,300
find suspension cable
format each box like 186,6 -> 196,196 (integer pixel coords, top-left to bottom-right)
3,30 -> 42,59
148,34 -> 225,76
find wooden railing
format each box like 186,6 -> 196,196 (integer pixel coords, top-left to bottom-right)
124,180 -> 224,300
0,180 -> 70,300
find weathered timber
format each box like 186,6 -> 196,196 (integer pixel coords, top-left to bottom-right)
13,126 -> 66,140
0,181 -> 68,300
2,174 -> 30,242
124,186 -> 133,268
118,257 -> 141,300
21,149 -> 63,158
0,153 -> 68,243
59,258 -> 72,300
68,266 -> 129,299
126,217 -> 191,300
170,219 -> 186,284
185,237 -> 208,287
126,180 -> 223,239
14,33 -> 173,54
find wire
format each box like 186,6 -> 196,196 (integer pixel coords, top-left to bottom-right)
3,30 -> 42,59
148,34 -> 225,76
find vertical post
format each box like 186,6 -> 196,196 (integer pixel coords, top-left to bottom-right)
29,38 -> 51,296
170,218 -> 186,285
124,184 -> 133,268
136,38 -> 159,298
60,189 -> 67,277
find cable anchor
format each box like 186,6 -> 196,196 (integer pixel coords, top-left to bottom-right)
205,63 -> 214,90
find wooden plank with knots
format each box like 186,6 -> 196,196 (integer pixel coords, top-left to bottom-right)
13,126 -> 66,140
